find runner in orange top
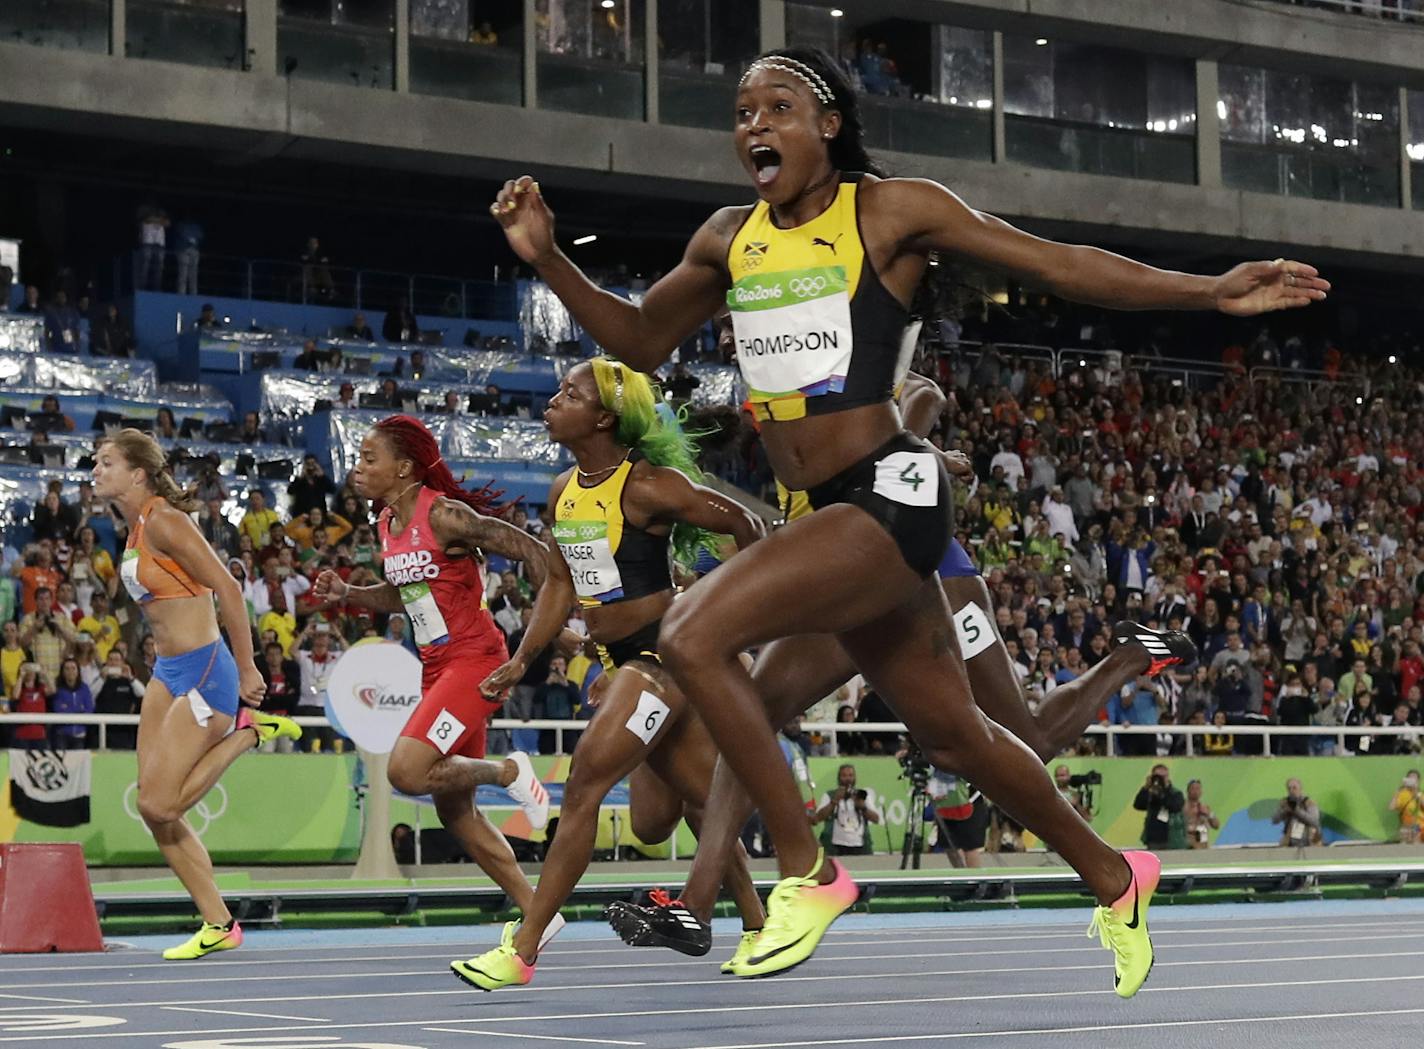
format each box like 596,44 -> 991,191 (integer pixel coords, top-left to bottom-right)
92,428 -> 299,961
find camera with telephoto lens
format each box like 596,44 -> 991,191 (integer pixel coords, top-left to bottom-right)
898,744 -> 931,790
1069,771 -> 1102,789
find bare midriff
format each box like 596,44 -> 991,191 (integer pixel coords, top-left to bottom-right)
144,592 -> 222,659
761,401 -> 904,492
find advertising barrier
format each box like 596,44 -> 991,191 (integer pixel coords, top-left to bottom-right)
0,754 -> 1414,866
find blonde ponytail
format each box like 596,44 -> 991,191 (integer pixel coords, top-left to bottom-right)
97,428 -> 202,512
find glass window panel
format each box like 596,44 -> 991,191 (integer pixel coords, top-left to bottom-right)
784,1 -> 841,57
1002,34 -> 1052,118
1410,89 -> 1424,156
785,6 -> 992,161
279,0 -> 395,89
1221,63 -> 1400,206
1004,36 -> 1194,182
1219,63 -> 1266,144
536,0 -> 645,121
410,0 -> 523,105
126,0 -> 243,69
0,0 -> 110,53
658,0 -> 758,131
1410,89 -> 1424,210
933,26 -> 992,110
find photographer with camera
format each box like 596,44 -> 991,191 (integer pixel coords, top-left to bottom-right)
18,586 -> 77,682
1271,777 -> 1321,847
288,455 -> 337,518
1183,779 -> 1219,849
1132,764 -> 1184,850
813,763 -> 881,857
1053,764 -> 1097,821
1390,770 -> 1423,845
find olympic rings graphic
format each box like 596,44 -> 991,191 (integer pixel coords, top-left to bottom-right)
124,781 -> 228,837
788,276 -> 828,297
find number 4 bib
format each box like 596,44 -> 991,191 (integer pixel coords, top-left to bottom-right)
872,451 -> 939,507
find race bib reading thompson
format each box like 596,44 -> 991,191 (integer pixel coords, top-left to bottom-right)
728,266 -> 854,401
553,521 -> 625,603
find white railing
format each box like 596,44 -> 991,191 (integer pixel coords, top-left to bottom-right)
1252,0 -> 1424,26
6,714 -> 1419,758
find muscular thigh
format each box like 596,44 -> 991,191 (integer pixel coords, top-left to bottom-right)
643,706 -> 719,806
567,662 -> 687,790
628,763 -> 684,843
940,575 -> 1038,744
139,689 -> 233,801
836,577 -> 994,760
136,678 -> 177,781
751,634 -> 859,728
663,505 -> 924,657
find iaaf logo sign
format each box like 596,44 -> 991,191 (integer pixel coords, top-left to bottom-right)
356,683 -> 420,711
327,640 -> 425,754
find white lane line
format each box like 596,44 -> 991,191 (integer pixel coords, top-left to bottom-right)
419,973 -> 1424,1030
160,1006 -> 330,1022
0,996 -> 86,1005
424,1027 -> 644,1046
0,976 -> 1419,1044
8,923 -> 1423,975
12,915 -> 1407,965
675,1005 -> 1424,1049
2,952 -> 1421,1016
11,938 -> 1424,994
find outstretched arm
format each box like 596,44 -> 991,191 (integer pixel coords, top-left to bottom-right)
883,178 -> 1329,315
490,176 -> 732,371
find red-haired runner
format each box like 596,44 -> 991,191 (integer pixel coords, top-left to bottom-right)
315,416 -> 559,937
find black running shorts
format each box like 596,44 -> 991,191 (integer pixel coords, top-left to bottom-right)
806,431 -> 953,578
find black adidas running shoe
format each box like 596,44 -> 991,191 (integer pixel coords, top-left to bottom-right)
1111,621 -> 1197,677
604,889 -> 712,957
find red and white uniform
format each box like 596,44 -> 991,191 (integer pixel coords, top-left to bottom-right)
379,486 -> 508,758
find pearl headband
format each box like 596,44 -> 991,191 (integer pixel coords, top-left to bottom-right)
740,57 -> 834,108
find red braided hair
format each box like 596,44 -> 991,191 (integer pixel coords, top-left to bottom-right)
372,414 -> 502,515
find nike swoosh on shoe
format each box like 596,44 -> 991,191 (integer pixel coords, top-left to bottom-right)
746,931 -> 810,967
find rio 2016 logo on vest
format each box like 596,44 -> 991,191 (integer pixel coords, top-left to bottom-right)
384,549 -> 440,586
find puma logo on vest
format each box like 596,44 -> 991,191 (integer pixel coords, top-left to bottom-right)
812,234 -> 843,255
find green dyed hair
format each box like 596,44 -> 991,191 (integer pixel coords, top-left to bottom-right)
589,357 -> 717,569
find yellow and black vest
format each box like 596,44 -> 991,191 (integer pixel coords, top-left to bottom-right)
727,173 -> 913,423
552,452 -> 672,608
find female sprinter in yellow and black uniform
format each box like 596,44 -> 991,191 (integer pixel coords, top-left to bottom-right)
608,363 -> 1193,966
450,358 -> 767,991
92,429 -> 299,960
492,47 -> 1325,991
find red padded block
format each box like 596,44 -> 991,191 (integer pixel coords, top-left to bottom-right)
0,843 -> 104,953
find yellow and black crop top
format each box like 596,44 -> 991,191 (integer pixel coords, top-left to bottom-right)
726,173 -> 913,423
552,452 -> 672,608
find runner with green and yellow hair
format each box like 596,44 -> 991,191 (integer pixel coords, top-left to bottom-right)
452,356 -> 769,991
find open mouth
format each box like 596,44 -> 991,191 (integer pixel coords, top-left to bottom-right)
749,145 -> 782,186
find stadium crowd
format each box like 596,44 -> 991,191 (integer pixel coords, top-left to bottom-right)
3,297 -> 1423,765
